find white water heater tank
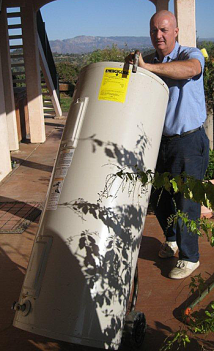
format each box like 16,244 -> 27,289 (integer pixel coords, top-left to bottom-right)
13,62 -> 168,349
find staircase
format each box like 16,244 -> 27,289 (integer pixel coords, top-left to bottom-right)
37,10 -> 62,118
41,74 -> 56,117
7,7 -> 62,118
7,8 -> 26,88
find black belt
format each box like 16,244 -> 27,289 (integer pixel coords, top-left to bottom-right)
162,126 -> 202,141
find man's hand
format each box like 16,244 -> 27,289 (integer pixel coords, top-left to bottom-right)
138,53 -> 146,69
125,52 -> 146,69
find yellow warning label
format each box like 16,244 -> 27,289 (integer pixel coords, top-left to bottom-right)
98,67 -> 130,103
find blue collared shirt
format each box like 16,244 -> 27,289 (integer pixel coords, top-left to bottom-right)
144,41 -> 207,136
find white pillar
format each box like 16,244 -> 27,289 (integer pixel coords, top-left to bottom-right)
174,0 -> 196,47
0,6 -> 19,151
21,3 -> 46,143
0,53 -> 12,181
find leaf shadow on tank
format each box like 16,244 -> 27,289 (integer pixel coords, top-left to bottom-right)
59,199 -> 146,348
83,123 -> 152,171
55,127 -> 152,347
0,242 -> 104,351
22,230 -> 107,350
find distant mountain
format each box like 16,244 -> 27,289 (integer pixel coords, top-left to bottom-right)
49,35 -> 153,54
50,35 -> 214,55
199,38 -> 214,42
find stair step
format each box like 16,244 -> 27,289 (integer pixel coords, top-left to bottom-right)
44,111 -> 55,114
7,12 -> 21,18
9,35 -> 23,40
12,71 -> 25,76
43,106 -> 55,110
11,62 -> 24,67
13,79 -> 26,83
10,44 -> 23,49
8,24 -> 22,29
44,112 -> 56,117
10,53 -> 23,59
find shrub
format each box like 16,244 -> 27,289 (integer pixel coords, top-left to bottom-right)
204,149 -> 214,180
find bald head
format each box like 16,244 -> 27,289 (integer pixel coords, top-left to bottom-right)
150,10 -> 177,29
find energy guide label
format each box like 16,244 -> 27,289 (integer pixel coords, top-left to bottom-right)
47,148 -> 74,210
98,67 -> 130,103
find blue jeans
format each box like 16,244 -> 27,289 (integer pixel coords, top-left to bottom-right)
150,127 -> 209,262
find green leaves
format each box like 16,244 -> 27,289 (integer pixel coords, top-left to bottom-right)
204,149 -> 214,180
87,44 -> 129,64
113,163 -> 214,350
204,180 -> 214,208
189,273 -> 206,295
160,329 -> 190,351
115,167 -> 214,246
116,167 -> 214,209
170,178 -> 178,193
55,61 -> 79,85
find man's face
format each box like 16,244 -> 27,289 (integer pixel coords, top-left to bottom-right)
150,15 -> 179,58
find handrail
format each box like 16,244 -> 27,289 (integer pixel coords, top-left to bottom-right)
36,10 -> 60,100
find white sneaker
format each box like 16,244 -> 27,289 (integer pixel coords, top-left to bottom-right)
169,260 -> 200,279
159,241 -> 178,258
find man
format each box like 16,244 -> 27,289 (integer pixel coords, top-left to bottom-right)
128,10 -> 209,279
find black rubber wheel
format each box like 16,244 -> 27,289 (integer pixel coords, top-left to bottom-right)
121,310 -> 147,349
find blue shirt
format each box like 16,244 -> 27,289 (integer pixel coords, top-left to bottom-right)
144,42 -> 207,136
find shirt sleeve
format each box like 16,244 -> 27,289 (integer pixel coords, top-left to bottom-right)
178,47 -> 205,72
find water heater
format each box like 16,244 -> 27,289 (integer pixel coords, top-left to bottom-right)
13,62 -> 168,349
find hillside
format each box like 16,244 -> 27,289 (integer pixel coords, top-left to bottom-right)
50,35 -> 152,54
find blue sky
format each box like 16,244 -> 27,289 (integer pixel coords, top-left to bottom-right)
40,0 -> 214,40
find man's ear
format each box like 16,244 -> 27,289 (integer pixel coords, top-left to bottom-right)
175,27 -> 179,39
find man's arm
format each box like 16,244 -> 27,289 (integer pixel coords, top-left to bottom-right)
139,54 -> 202,80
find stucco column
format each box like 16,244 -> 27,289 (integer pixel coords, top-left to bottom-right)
0,53 -> 12,181
21,3 -> 46,143
174,0 -> 196,47
0,6 -> 19,151
149,0 -> 169,11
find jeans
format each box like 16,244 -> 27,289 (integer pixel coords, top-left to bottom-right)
150,127 -> 209,262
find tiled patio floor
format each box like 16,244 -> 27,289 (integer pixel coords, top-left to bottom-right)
0,115 -> 213,351
0,202 -> 41,233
